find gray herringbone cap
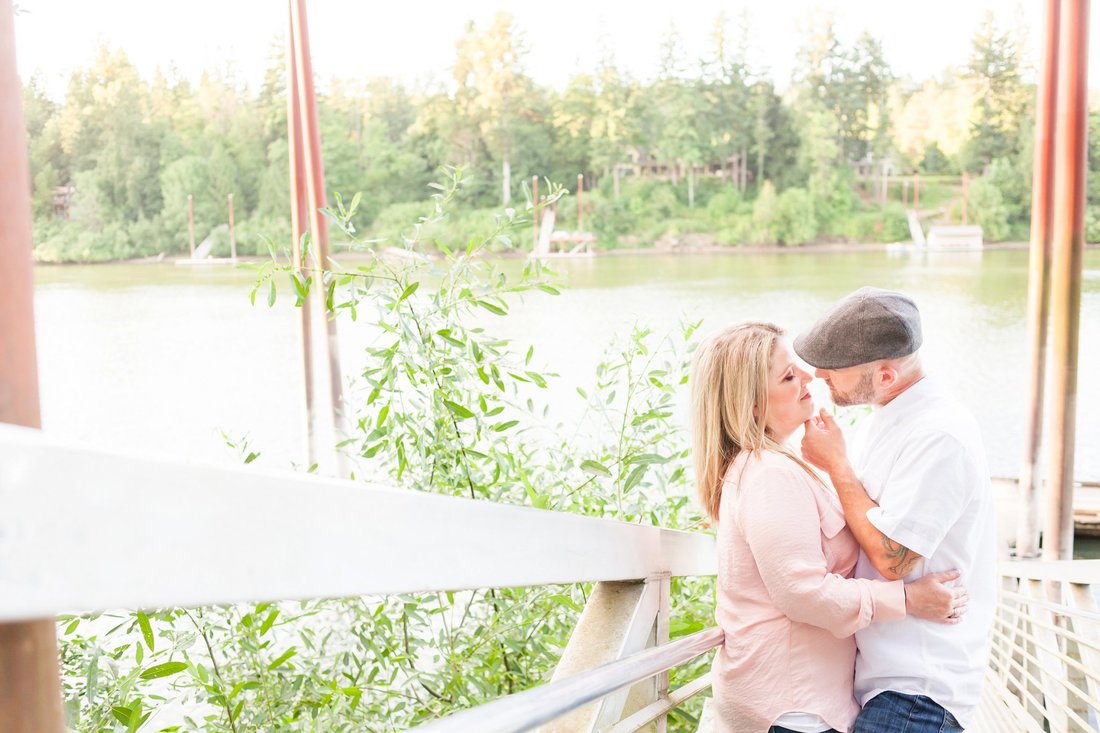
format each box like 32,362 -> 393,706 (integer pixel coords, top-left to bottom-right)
793,287 -> 923,369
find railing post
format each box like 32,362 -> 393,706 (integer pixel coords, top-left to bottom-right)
0,1 -> 65,728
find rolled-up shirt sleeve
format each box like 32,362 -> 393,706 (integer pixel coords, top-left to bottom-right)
739,464 -> 905,639
864,430 -> 974,559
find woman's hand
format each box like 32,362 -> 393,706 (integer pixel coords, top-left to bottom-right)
904,569 -> 969,624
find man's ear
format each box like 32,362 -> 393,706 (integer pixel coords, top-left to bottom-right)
878,365 -> 898,389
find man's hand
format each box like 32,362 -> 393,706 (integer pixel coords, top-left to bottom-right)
802,409 -> 925,581
904,570 -> 969,625
801,409 -> 849,476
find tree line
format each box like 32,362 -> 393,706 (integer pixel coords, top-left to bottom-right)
24,11 -> 1094,262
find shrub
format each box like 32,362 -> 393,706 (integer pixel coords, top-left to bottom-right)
774,187 -> 817,245
968,177 -> 1010,241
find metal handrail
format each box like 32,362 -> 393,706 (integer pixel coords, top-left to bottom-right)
411,627 -> 724,733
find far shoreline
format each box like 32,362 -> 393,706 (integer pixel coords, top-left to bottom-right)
31,240 -> 1100,267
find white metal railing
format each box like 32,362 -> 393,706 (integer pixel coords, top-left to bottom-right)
0,424 -> 719,730
976,560 -> 1100,733
413,628 -> 724,733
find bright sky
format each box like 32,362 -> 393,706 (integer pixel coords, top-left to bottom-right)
13,1 -> 1090,99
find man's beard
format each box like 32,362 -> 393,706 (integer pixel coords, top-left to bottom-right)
829,370 -> 875,406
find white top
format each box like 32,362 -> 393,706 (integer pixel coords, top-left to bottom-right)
772,711 -> 831,732
850,377 -> 997,729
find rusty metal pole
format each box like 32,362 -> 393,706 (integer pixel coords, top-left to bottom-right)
227,193 -> 237,260
962,171 -> 970,226
577,173 -> 584,232
532,175 -> 539,248
1043,0 -> 1090,562
187,194 -> 196,258
0,1 -> 65,729
1018,0 -> 1060,559
290,0 -> 347,476
287,4 -> 317,468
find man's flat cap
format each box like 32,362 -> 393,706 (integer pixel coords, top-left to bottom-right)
793,287 -> 923,369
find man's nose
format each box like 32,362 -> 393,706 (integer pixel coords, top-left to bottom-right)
814,368 -> 829,379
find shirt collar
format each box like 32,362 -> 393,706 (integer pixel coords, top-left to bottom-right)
868,375 -> 939,432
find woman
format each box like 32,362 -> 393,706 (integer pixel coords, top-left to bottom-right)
691,322 -> 964,733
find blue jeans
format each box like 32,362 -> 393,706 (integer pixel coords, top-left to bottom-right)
853,691 -> 963,733
769,728 -> 839,733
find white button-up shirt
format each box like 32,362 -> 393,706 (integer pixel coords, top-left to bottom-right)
850,377 -> 997,728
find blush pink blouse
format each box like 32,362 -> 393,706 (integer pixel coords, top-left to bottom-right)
711,450 -> 905,733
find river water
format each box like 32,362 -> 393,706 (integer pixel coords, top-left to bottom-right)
32,248 -> 1100,483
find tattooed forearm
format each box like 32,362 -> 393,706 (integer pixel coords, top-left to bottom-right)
882,534 -> 921,577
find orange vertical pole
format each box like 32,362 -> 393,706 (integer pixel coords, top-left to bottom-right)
0,1 -> 65,729
227,193 -> 237,260
1043,0 -> 1090,562
187,194 -> 196,258
290,0 -> 346,474
577,173 -> 584,231
1018,0 -> 1060,558
287,3 -> 317,468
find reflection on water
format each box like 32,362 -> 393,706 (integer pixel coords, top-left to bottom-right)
33,248 -> 1100,483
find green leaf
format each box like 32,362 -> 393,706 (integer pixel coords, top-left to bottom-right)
623,465 -> 648,493
628,453 -> 668,465
525,345 -> 534,366
436,329 -> 465,348
64,617 -> 79,635
136,612 -> 154,651
580,460 -> 611,477
268,648 -> 297,670
476,300 -> 507,316
491,420 -> 519,432
326,279 -> 337,312
244,451 -> 260,464
397,282 -> 420,302
443,400 -> 474,419
524,483 -> 548,509
536,284 -> 561,295
267,279 -> 277,308
259,609 -> 280,635
139,661 -> 187,680
111,706 -> 132,725
549,593 -> 583,612
669,618 -> 704,638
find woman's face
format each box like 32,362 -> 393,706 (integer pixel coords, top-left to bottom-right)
763,339 -> 814,440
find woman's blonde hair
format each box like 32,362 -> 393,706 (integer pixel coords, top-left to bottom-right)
690,322 -> 821,522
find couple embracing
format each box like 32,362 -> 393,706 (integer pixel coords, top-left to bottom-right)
691,287 -> 996,733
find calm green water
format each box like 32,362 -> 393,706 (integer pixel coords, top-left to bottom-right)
32,248 -> 1100,483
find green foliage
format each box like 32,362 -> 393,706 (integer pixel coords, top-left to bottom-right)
26,14 -> 1049,260
774,188 -> 817,245
967,176 -> 1010,241
58,171 -> 715,731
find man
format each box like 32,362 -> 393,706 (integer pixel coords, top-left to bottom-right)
795,287 -> 996,733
